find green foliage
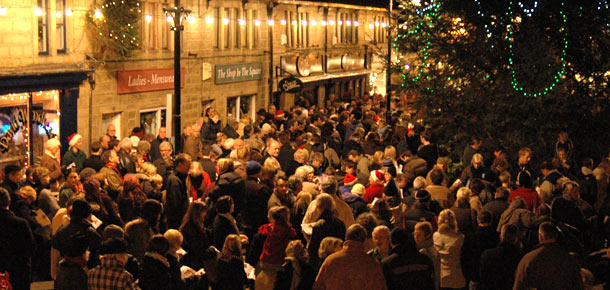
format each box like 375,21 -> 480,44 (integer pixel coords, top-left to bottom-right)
85,0 -> 142,59
394,0 -> 610,162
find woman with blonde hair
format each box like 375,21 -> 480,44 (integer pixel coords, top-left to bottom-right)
317,237 -> 343,264
273,240 -> 316,290
217,234 -> 248,290
291,191 -> 312,243
186,161 -> 211,201
451,187 -> 476,234
433,209 -> 466,290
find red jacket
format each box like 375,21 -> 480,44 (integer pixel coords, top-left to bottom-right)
364,183 -> 385,204
509,187 -> 541,212
258,223 -> 296,265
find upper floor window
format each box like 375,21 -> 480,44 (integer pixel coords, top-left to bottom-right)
56,0 -> 66,53
373,16 -> 386,43
37,0 -> 49,55
141,2 -> 170,51
336,12 -> 358,44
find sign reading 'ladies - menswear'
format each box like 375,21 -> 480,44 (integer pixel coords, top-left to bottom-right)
215,63 -> 262,84
117,68 -> 185,94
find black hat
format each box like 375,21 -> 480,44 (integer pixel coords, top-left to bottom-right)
70,199 -> 92,220
384,179 -> 399,197
100,238 -> 128,255
415,189 -> 431,202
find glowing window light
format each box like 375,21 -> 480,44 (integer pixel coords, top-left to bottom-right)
280,19 -> 287,25
65,8 -> 72,16
254,19 -> 261,26
329,19 -> 335,25
238,18 -> 246,26
187,15 -> 195,24
222,17 -> 229,24
94,9 -> 102,19
267,19 -> 275,25
310,19 -> 317,26
0,7 -> 6,16
205,16 -> 213,24
145,14 -> 152,23
320,20 -> 327,26
35,7 -> 43,16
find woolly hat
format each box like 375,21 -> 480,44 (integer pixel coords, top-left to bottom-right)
344,174 -> 357,187
384,179 -> 399,197
370,170 -> 384,183
245,161 -> 262,175
351,183 -> 366,196
275,110 -> 285,120
68,133 -> 82,147
415,189 -> 431,202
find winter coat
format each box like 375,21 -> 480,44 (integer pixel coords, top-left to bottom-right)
62,148 -> 87,172
381,244 -> 435,290
509,187 -> 541,212
433,230 -> 466,289
308,211 -> 346,266
259,223 -> 297,265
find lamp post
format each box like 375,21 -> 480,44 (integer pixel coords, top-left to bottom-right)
386,0 -> 393,124
163,0 -> 191,153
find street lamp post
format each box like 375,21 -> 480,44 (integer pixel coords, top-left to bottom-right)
163,0 -> 190,153
386,0 -> 393,124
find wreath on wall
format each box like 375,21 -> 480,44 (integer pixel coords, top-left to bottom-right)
85,0 -> 142,60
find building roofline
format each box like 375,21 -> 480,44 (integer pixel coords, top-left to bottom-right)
273,0 -> 388,12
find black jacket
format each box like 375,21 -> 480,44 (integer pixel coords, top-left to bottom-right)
404,203 -> 437,232
210,170 -> 245,220
0,208 -> 35,290
243,177 -> 272,231
213,214 -> 240,250
381,244 -> 435,290
140,253 -> 172,290
308,211 -> 346,266
461,225 -> 499,282
166,171 -> 189,229
149,136 -> 169,164
52,218 -> 102,269
118,150 -> 136,176
83,154 -> 105,172
273,257 -> 316,290
479,242 -> 522,290
201,120 -> 221,144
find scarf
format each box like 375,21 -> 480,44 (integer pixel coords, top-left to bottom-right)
106,163 -> 124,182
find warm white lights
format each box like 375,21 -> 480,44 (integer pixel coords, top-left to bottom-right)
145,14 -> 152,23
280,19 -> 287,25
267,19 -> 275,25
310,19 -> 317,26
374,21 -> 380,27
55,11 -> 62,18
205,16 -> 214,24
321,20 -> 327,26
338,20 -> 343,25
34,7 -> 43,16
238,18 -> 246,26
222,17 -> 229,24
93,10 -> 102,19
254,19 -> 261,26
381,22 -> 387,27
354,21 -> 359,26
65,8 -> 72,16
301,19 -> 308,25
187,15 -> 196,24
166,15 -> 174,23
369,23 -> 374,29
329,19 -> 335,25
346,20 -> 352,26
291,20 -> 297,25
0,6 -> 6,16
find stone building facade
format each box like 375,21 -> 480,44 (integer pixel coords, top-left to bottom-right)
0,0 -> 388,162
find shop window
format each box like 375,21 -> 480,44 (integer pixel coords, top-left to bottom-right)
38,0 -> 49,55
102,113 -> 121,140
140,108 -> 166,137
0,90 -> 60,167
227,95 -> 255,122
56,0 -> 66,53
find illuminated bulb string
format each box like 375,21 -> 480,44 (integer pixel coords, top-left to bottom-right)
507,1 -> 568,97
393,0 -> 441,87
517,1 -> 538,17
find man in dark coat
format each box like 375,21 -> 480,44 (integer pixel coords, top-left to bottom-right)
166,154 -> 191,229
461,210 -> 499,288
149,126 -> 169,163
403,190 -> 438,232
117,137 -> 136,175
242,161 -> 272,240
0,187 -> 35,290
513,222 -> 584,290
480,224 -> 522,290
381,227 -> 435,290
83,141 -> 106,172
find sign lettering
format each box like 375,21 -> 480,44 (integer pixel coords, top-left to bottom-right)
117,68 -> 185,94
215,63 -> 263,84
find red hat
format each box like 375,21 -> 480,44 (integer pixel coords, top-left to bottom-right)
275,110 -> 285,120
370,170 -> 384,183
344,174 -> 357,187
374,115 -> 380,122
68,133 -> 82,147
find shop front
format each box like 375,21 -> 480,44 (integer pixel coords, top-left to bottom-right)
0,70 -> 88,167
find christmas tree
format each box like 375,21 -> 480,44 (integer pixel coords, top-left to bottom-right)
85,0 -> 142,59
393,0 -> 610,162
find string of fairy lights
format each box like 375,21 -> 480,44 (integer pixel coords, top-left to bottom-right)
394,0 -> 588,97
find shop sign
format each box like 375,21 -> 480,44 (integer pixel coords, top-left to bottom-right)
117,68 -> 185,95
0,108 -> 52,153
215,63 -> 262,84
278,77 -> 304,93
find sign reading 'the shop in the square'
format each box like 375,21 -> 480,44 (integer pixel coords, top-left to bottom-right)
215,63 -> 262,84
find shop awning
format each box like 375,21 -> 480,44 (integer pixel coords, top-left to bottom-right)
297,69 -> 372,84
0,65 -> 90,95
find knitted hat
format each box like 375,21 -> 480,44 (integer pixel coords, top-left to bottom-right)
351,183 -> 366,196
370,170 -> 384,183
415,189 -> 431,202
384,179 -> 399,197
344,174 -> 357,187
68,133 -> 82,147
245,161 -> 262,175
275,110 -> 285,120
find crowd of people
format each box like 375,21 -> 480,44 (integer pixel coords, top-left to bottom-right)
1,97 -> 610,290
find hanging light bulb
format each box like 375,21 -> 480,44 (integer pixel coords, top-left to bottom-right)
145,14 -> 152,23
34,7 -> 43,16
222,17 -> 229,24
280,19 -> 286,25
205,16 -> 213,24
65,8 -> 72,16
267,19 -> 275,25
320,20 -> 327,26
187,15 -> 196,24
94,10 -> 102,19
310,19 -> 317,26
166,15 -> 174,23
254,19 -> 261,26
238,18 -> 246,26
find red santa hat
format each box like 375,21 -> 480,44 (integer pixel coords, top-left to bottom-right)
370,170 -> 384,183
275,110 -> 285,120
68,133 -> 82,147
344,174 -> 357,187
